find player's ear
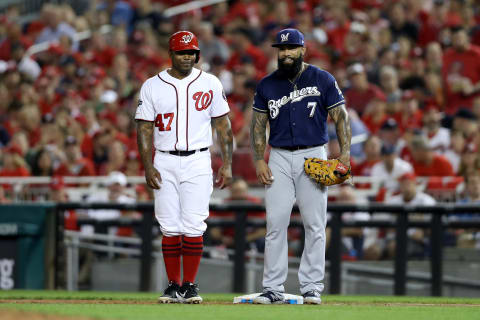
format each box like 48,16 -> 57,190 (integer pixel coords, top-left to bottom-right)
301,47 -> 306,56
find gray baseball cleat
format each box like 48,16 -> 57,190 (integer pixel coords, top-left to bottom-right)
302,289 -> 322,304
158,281 -> 180,303
253,291 -> 285,304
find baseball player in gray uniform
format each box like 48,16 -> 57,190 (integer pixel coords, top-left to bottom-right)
250,29 -> 351,304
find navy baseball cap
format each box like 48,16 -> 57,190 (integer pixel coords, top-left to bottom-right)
272,28 -> 305,47
381,144 -> 396,155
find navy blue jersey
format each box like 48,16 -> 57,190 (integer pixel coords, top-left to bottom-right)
253,64 -> 345,147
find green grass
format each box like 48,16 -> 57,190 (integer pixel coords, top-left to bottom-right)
1,291 -> 479,320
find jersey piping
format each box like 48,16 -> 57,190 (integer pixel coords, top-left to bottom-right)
211,111 -> 230,118
326,100 -> 345,110
252,106 -> 268,113
158,74 -> 179,151
186,70 -> 203,151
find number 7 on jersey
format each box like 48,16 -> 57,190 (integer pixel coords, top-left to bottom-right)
307,102 -> 317,118
155,113 -> 174,131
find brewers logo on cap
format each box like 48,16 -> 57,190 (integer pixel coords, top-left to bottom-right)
281,33 -> 290,42
272,28 -> 305,47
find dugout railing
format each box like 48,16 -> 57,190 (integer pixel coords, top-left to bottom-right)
51,202 -> 480,296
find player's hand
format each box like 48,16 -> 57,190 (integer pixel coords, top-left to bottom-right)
449,77 -> 463,92
461,79 -> 475,96
216,164 -> 232,189
255,159 -> 274,185
145,166 -> 162,189
337,153 -> 351,168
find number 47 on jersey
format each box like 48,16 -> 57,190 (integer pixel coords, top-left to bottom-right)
155,113 -> 174,131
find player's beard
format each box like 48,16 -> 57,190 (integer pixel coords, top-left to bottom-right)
277,54 -> 304,79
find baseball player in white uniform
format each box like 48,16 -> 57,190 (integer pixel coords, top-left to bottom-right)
135,31 -> 233,304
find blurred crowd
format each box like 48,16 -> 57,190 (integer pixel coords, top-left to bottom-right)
1,0 -> 480,256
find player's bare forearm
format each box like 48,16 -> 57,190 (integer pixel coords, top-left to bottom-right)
250,111 -> 269,161
212,115 -> 233,189
136,120 -> 154,170
328,104 -> 352,164
212,115 -> 233,166
250,111 -> 273,185
136,120 -> 161,189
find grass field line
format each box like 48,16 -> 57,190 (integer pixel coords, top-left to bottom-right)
2,299 -> 480,307
1,291 -> 480,305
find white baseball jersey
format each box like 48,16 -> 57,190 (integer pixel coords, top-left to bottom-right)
388,192 -> 436,237
388,192 -> 436,206
370,158 -> 414,192
135,67 -> 230,151
424,127 -> 450,154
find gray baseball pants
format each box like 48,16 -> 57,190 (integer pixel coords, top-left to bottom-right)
262,145 -> 328,295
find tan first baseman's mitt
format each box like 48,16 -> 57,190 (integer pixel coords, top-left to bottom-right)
304,158 -> 351,186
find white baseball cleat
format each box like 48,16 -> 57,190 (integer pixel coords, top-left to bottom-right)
302,290 -> 322,305
252,291 -> 285,304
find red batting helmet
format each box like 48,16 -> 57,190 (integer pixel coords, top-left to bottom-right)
169,31 -> 200,63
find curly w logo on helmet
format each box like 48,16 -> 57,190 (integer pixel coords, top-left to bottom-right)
181,34 -> 193,44
280,33 -> 290,42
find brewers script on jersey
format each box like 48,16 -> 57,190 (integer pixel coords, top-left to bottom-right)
253,63 -> 345,296
135,67 -> 229,236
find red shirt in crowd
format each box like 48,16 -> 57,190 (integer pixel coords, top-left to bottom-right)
219,1 -> 262,25
54,158 -> 96,177
345,84 -> 384,115
442,44 -> 480,114
0,167 -> 30,177
0,167 -> 30,189
352,159 -> 380,176
411,154 -> 454,176
90,46 -> 117,67
228,104 -> 245,136
64,210 -> 79,231
226,44 -> 268,75
391,110 -> 423,133
327,21 -> 351,53
38,93 -> 62,116
416,8 -> 445,47
361,114 -> 389,135
0,37 -> 31,61
352,159 -> 379,189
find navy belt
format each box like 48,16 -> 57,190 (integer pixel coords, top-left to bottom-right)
162,147 -> 208,156
277,144 -> 321,151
